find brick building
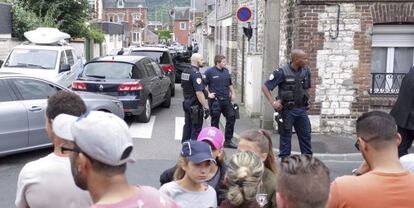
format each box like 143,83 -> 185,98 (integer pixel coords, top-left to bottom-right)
172,7 -> 191,46
99,0 -> 148,46
278,0 -> 414,133
215,0 -> 238,78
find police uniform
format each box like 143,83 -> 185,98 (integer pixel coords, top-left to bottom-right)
264,64 -> 313,158
181,65 -> 205,142
205,66 -> 236,145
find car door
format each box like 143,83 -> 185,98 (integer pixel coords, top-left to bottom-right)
150,60 -> 169,98
11,78 -> 60,146
67,49 -> 82,80
142,59 -> 161,105
0,79 -> 29,153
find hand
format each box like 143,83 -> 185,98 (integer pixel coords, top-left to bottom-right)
208,92 -> 216,99
272,100 -> 283,111
203,108 -> 210,119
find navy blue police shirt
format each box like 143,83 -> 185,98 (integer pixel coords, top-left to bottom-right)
189,69 -> 205,92
264,65 -> 311,91
205,66 -> 232,98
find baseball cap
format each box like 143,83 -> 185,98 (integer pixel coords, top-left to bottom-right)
197,127 -> 224,150
53,111 -> 134,166
181,141 -> 214,164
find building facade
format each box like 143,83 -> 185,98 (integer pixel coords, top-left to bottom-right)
278,0 -> 414,133
172,7 -> 190,46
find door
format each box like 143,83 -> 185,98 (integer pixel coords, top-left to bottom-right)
65,49 -> 81,83
57,51 -> 71,88
151,60 -> 169,97
0,80 -> 29,153
142,59 -> 161,104
11,78 -> 59,146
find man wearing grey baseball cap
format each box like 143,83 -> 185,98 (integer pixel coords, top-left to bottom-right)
55,111 -> 177,208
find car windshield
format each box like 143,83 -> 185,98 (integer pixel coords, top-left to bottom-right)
4,49 -> 57,69
130,51 -> 170,64
82,62 -> 137,79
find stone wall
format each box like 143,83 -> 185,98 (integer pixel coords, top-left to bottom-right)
291,1 -> 414,134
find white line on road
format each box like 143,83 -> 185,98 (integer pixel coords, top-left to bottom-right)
175,117 -> 185,140
129,116 -> 156,139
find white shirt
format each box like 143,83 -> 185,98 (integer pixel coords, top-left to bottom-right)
400,153 -> 414,172
159,181 -> 217,208
15,153 -> 92,208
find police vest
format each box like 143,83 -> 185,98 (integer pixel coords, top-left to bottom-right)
278,65 -> 310,108
181,65 -> 199,101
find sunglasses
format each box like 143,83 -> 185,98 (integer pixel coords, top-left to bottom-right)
354,136 -> 376,151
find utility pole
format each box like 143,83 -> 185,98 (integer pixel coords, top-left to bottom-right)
261,0 -> 280,129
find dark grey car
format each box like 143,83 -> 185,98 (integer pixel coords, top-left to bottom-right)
0,75 -> 124,157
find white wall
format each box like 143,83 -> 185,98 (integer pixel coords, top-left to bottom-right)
244,55 -> 263,116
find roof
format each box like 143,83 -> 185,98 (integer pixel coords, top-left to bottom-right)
172,7 -> 190,21
92,21 -> 124,35
130,47 -> 168,52
0,3 -> 12,35
90,55 -> 146,64
102,0 -> 147,9
146,30 -> 158,39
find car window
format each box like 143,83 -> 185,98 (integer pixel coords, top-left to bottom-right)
151,61 -> 163,76
0,80 -> 13,102
65,50 -> 74,66
143,60 -> 156,77
4,49 -> 58,70
130,51 -> 170,64
83,62 -> 143,79
13,79 -> 59,100
59,51 -> 66,66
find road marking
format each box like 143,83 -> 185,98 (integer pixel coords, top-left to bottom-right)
129,116 -> 156,139
175,117 -> 185,140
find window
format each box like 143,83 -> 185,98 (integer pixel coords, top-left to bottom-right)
151,61 -> 163,75
109,15 -> 113,22
13,79 -> 58,100
59,51 -> 66,67
0,80 -> 13,102
83,62 -> 142,79
132,32 -> 140,43
371,25 -> 414,94
117,0 -> 124,8
143,60 -> 156,77
180,22 -> 187,30
5,49 -> 58,70
130,51 -> 170,64
118,14 -> 124,22
65,50 -> 74,66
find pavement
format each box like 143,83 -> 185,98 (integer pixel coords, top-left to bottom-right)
218,95 -> 363,162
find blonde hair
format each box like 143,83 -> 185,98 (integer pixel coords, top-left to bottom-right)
173,156 -> 188,180
239,129 -> 277,173
226,151 -> 264,206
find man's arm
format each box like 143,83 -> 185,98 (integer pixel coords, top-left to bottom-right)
196,91 -> 209,109
229,84 -> 236,102
262,84 -> 282,111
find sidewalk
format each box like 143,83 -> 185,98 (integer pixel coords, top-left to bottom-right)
219,96 -> 363,161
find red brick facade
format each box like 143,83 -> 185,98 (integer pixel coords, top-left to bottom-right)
173,20 -> 190,45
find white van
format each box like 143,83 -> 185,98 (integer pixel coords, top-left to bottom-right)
0,28 -> 83,88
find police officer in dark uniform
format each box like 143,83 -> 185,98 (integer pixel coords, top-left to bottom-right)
205,55 -> 237,149
181,53 -> 210,142
262,49 -> 313,158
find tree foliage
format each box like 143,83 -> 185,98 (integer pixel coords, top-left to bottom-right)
157,30 -> 172,41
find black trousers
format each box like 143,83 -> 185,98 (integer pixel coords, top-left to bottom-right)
398,126 -> 414,157
210,99 -> 236,142
182,99 -> 203,142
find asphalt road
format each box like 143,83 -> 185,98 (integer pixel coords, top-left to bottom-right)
0,84 -> 361,208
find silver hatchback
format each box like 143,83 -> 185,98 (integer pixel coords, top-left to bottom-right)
0,75 -> 124,157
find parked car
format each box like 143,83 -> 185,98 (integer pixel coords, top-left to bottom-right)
0,28 -> 83,88
0,74 -> 124,157
72,55 -> 172,123
125,47 -> 176,96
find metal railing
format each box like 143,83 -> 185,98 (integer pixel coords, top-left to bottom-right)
370,73 -> 406,95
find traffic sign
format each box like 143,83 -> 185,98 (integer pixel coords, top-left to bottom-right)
236,6 -> 252,22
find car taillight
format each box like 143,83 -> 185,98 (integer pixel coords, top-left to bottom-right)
162,64 -> 174,72
72,81 -> 87,90
118,82 -> 143,91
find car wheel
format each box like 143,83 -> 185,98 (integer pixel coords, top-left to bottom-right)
138,97 -> 151,123
171,84 -> 175,97
162,87 -> 171,108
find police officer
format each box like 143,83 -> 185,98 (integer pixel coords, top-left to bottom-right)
181,53 -> 209,142
205,55 -> 237,149
262,49 -> 313,158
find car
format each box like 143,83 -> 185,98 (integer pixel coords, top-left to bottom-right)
72,55 -> 172,123
0,28 -> 83,88
125,47 -> 176,96
0,75 -> 124,157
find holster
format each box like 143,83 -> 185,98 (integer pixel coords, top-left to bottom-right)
190,105 -> 202,124
233,103 -> 240,119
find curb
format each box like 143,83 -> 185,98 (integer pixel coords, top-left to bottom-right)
219,117 -> 363,161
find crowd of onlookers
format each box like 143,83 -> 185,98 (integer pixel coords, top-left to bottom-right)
14,91 -> 414,208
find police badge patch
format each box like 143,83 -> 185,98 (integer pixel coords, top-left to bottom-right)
196,78 -> 202,84
181,73 -> 190,81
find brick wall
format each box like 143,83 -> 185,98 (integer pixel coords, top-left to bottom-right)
174,21 -> 189,45
290,0 -> 414,133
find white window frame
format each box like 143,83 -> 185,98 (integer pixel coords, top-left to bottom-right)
132,32 -> 140,43
180,22 -> 187,30
371,25 -> 414,93
117,0 -> 124,8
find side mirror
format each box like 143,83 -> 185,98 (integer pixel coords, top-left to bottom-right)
59,64 -> 71,73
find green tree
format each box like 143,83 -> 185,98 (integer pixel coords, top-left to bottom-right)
157,30 -> 172,41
